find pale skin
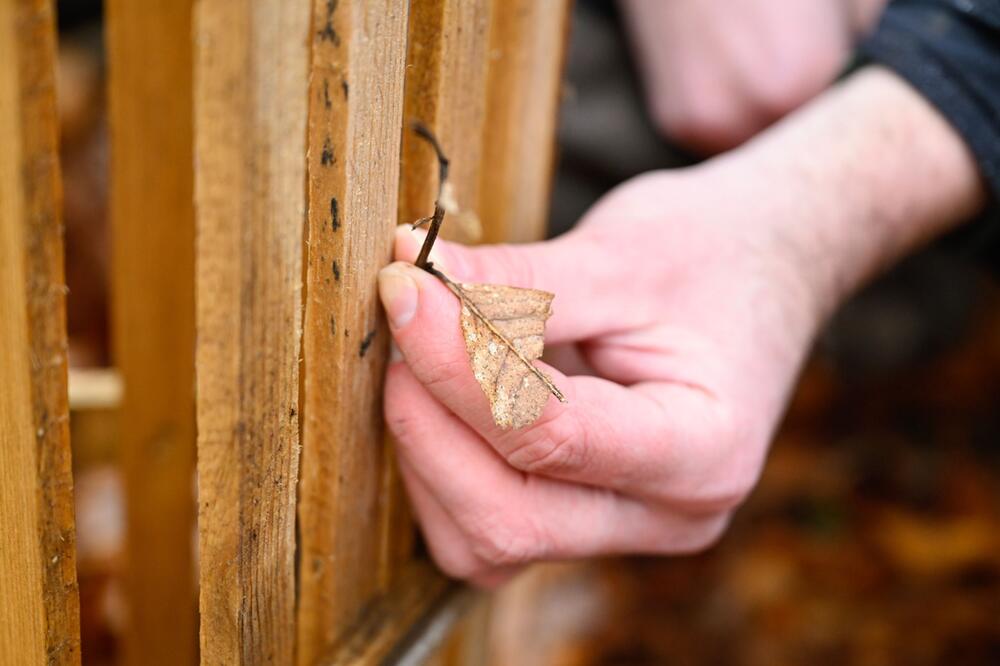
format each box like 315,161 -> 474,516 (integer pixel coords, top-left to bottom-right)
378,65 -> 986,587
620,0 -> 889,153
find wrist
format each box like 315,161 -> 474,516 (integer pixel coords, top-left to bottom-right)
703,66 -> 986,324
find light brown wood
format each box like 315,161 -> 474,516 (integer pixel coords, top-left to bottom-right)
295,1 -> 410,662
105,1 -> 198,663
478,0 -> 572,243
0,0 -> 81,663
194,1 -> 310,662
399,0 -> 492,243
388,0 -> 497,604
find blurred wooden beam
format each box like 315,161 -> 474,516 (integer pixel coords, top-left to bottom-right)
0,0 -> 81,662
105,1 -> 198,663
479,0 -> 571,243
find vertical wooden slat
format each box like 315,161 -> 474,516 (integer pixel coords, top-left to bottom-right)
295,1 -> 410,662
194,0 -> 310,663
105,1 -> 198,663
385,0 -> 496,602
478,0 -> 571,243
0,0 -> 81,663
399,0 -> 493,242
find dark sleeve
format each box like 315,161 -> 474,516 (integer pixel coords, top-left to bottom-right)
859,0 -> 1000,201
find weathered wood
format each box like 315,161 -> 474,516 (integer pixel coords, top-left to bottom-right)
194,1 -> 310,662
0,0 -> 81,663
296,1 -> 410,662
105,1 -> 198,663
399,0 -> 492,243
478,0 -> 572,243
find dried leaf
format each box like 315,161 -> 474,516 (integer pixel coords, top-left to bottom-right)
439,277 -> 566,429
406,122 -> 563,428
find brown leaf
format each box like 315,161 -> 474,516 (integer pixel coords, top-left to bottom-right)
440,277 -> 566,429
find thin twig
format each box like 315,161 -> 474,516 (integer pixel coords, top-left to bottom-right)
410,121 -> 450,270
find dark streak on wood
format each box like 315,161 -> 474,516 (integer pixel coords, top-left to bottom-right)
358,330 -> 376,358
323,79 -> 332,109
321,138 -> 335,166
341,78 -> 349,100
330,196 -> 340,230
316,0 -> 340,44
329,315 -> 336,337
332,260 -> 340,281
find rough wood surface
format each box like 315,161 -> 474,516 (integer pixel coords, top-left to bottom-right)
0,0 -> 81,663
478,0 -> 572,243
194,1 -> 310,662
399,0 -> 492,243
105,1 -> 198,663
296,1 -> 410,662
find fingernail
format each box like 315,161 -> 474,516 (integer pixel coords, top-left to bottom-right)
378,262 -> 418,328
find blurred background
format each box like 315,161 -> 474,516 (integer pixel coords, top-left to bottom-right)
58,0 -> 1000,664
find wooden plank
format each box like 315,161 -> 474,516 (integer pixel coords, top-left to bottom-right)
478,0 -> 572,243
105,1 -> 198,663
385,0 -> 496,603
0,0 -> 81,663
296,1 -> 410,662
398,0 -> 492,243
193,1 -> 310,662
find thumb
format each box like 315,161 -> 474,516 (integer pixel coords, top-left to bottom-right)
392,225 -> 627,344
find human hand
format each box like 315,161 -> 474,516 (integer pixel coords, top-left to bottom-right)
379,67 -> 985,587
620,0 -> 887,153
378,167 -> 820,586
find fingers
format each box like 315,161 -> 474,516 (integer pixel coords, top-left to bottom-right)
384,362 -> 730,575
392,225 -> 642,344
396,458 -> 520,588
378,261 -> 746,506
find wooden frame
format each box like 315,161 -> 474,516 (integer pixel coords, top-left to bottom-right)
0,0 -> 570,662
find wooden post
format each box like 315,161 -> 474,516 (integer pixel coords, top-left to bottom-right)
399,0 -> 493,242
106,1 -> 198,663
295,1 -> 410,662
0,0 -> 81,663
194,1 -> 310,662
478,0 -> 571,243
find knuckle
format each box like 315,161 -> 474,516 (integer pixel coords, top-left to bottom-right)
503,411 -> 587,476
462,512 -> 541,568
427,546 -> 478,581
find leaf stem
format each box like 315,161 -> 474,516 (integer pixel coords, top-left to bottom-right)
410,121 -> 450,271
425,265 -> 567,403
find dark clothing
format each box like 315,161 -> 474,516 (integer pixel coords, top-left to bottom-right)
862,0 -> 1000,201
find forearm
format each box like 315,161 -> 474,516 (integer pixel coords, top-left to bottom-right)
703,65 -> 987,322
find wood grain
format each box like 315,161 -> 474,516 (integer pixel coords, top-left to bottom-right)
478,0 -> 572,243
295,1 -> 410,662
105,1 -> 198,663
194,1 -> 309,662
399,0 -> 492,243
0,0 -> 81,663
